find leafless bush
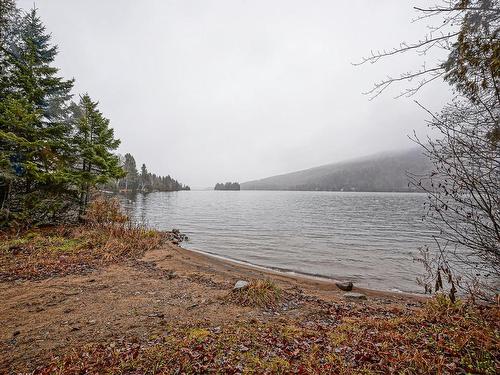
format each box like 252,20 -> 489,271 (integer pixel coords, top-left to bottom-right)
358,1 -> 499,302
410,97 -> 499,301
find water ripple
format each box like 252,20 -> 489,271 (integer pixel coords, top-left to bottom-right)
123,190 -> 437,293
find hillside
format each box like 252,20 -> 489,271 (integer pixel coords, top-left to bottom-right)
241,148 -> 431,192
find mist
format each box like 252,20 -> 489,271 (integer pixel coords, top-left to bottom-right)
17,0 -> 451,188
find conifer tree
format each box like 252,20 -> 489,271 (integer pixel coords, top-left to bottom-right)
71,94 -> 123,215
12,8 -> 74,118
122,153 -> 138,191
0,0 -> 20,95
0,7 -> 75,223
140,163 -> 149,191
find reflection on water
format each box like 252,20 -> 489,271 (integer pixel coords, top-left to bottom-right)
121,190 -> 437,293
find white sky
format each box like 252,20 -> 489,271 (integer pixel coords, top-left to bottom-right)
18,0 -> 452,188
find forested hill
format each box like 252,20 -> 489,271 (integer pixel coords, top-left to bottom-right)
241,148 -> 431,192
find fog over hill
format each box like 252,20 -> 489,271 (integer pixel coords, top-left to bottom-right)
241,148 -> 431,192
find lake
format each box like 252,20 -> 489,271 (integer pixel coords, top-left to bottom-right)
122,190 -> 437,293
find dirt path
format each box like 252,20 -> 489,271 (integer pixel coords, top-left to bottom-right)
0,243 -> 422,373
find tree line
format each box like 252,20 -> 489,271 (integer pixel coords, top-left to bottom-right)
214,182 -> 240,191
0,2 -> 187,226
109,153 -> 190,193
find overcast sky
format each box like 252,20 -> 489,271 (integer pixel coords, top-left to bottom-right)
18,0 -> 451,188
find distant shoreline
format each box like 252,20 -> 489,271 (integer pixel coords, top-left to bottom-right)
162,189 -> 428,194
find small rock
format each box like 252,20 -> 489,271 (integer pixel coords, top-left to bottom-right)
165,271 -> 177,279
234,280 -> 249,290
148,313 -> 165,318
12,330 -> 20,337
344,292 -> 367,300
335,281 -> 353,291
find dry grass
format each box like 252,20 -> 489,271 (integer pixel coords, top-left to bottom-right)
35,296 -> 499,374
0,224 -> 165,281
0,197 -> 167,281
227,279 -> 283,308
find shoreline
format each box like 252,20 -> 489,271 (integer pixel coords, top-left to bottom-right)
172,242 -> 428,302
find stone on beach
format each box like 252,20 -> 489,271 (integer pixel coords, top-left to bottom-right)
344,292 -> 367,300
234,280 -> 249,290
335,281 -> 353,291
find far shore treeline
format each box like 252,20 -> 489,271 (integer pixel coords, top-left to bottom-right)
0,5 -> 188,227
214,182 -> 240,191
109,153 -> 190,193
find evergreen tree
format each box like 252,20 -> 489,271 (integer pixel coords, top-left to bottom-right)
122,153 -> 138,191
0,0 -> 20,95
214,182 -> 240,190
140,163 -> 149,191
12,8 -> 74,119
0,0 -> 23,217
71,94 -> 123,215
0,7 -> 75,224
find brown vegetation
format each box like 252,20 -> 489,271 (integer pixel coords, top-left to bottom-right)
0,226 -> 165,281
0,197 -> 166,281
227,279 -> 283,308
35,295 -> 499,374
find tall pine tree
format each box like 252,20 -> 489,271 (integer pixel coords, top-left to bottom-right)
0,7 -> 75,224
70,94 -> 124,215
122,153 -> 138,191
139,163 -> 149,191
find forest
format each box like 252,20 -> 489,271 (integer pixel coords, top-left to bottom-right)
214,182 -> 240,190
0,4 -> 188,227
241,148 -> 430,192
110,153 -> 190,193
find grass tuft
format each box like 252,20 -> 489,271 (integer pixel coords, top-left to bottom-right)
227,279 -> 283,308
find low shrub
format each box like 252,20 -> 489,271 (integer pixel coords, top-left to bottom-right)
83,195 -> 128,226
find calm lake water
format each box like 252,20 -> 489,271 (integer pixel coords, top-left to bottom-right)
122,190 -> 437,293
